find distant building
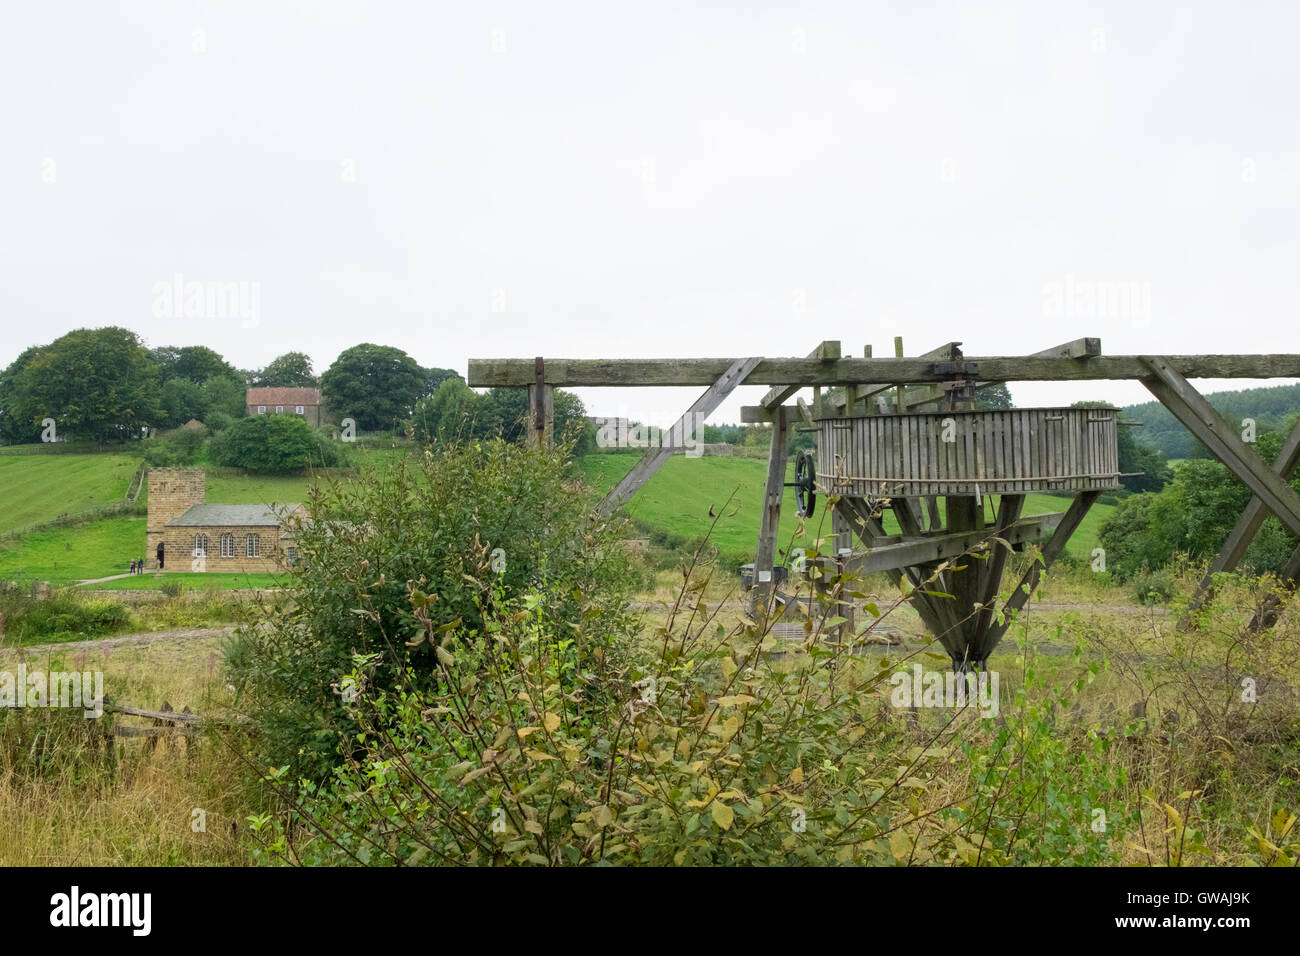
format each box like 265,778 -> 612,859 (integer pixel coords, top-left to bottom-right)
245,387 -> 328,426
146,467 -> 305,573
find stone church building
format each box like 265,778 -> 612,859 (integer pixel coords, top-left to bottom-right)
146,467 -> 304,572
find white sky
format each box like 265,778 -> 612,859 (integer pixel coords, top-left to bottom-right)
3,0 -> 1298,425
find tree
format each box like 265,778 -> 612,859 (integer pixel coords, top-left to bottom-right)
412,378 -> 480,445
160,377 -> 205,427
976,383 -> 1013,410
150,345 -> 240,386
0,346 -> 45,444
320,344 -> 427,432
259,351 -> 317,387
10,327 -> 160,441
201,375 -> 247,422
422,366 -> 462,396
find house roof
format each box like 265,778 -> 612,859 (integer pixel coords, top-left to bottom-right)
246,387 -> 320,407
166,504 -> 298,527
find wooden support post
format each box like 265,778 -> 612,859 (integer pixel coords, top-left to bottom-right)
750,405 -> 792,613
979,491 -> 1101,662
527,356 -> 554,450
600,356 -> 761,516
1141,357 -> 1300,539
1186,415 -> 1300,618
968,494 -> 1025,657
1249,544 -> 1300,631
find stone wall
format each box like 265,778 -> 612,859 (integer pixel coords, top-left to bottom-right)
160,524 -> 292,574
146,468 -> 206,570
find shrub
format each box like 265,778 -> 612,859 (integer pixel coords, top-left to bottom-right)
210,414 -> 347,472
0,586 -> 131,641
1132,568 -> 1177,606
227,439 -> 641,782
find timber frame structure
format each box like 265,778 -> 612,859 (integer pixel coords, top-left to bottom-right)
469,339 -> 1300,669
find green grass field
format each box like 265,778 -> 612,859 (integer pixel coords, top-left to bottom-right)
0,454 -> 139,535
0,446 -> 1113,588
579,453 -> 1113,563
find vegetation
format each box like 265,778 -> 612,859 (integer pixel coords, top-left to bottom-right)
320,343 -> 431,432
1098,428 -> 1299,585
226,440 -> 642,783
209,414 -> 348,472
1121,382 -> 1300,460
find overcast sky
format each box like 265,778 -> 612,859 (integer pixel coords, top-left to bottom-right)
3,1 -> 1298,424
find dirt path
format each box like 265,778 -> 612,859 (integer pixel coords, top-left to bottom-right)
631,599 -> 1169,617
2,625 -> 235,655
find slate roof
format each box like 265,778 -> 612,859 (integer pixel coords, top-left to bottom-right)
166,504 -> 296,527
246,387 -> 320,407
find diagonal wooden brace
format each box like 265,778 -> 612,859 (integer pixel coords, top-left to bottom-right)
600,356 -> 762,516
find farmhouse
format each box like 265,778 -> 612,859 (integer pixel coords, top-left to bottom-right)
145,467 -> 304,573
245,386 -> 328,426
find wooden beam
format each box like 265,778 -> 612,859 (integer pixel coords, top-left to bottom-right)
1248,545 -> 1300,631
978,491 -> 1101,661
526,357 -> 554,449
750,405 -> 792,609
1187,414 -> 1300,616
1141,356 -> 1300,539
759,341 -> 840,409
468,354 -> 1300,388
968,494 -> 1025,653
834,511 -> 1061,575
827,342 -> 961,412
598,356 -> 761,516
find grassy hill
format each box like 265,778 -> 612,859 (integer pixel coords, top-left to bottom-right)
0,453 -> 140,535
1123,382 -> 1300,459
578,453 -> 1112,566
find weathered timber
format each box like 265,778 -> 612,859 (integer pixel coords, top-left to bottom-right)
1141,357 -> 1300,539
978,491 -> 1102,662
760,341 -> 840,409
468,354 -> 1300,388
835,510 -> 1061,575
1186,414 -> 1300,616
599,356 -> 761,516
750,404 -> 793,610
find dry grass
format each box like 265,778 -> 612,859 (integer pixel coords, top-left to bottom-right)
0,631 -> 263,865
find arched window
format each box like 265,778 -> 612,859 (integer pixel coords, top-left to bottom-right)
246,534 -> 261,558
193,534 -> 208,557
220,533 -> 235,557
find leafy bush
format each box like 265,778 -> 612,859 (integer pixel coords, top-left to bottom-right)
1132,568 -> 1177,606
246,543 -> 1135,867
227,439 -> 642,782
140,426 -> 207,467
209,414 -> 347,472
0,585 -> 130,641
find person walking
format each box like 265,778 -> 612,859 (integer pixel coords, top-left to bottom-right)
156,541 -> 165,571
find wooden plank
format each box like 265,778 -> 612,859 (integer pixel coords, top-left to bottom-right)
839,511 -> 1061,575
1248,544 -> 1300,630
1187,414 -> 1300,614
1141,356 -> 1300,538
759,341 -> 841,409
968,494 -> 1025,654
979,491 -> 1102,661
750,405 -> 792,608
468,353 -> 1300,388
599,356 -> 762,515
